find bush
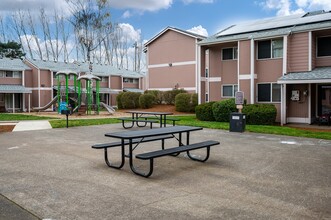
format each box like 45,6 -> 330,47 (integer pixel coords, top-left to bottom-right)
195,102 -> 216,121
175,93 -> 198,112
120,92 -> 141,109
116,92 -> 124,109
144,90 -> 163,104
139,94 -> 155,109
164,89 -> 187,105
243,104 -> 277,125
212,98 -> 237,122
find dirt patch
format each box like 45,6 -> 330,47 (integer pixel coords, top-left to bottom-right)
0,125 -> 15,132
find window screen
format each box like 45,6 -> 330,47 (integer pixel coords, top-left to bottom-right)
222,48 -> 234,60
317,36 -> 331,57
258,40 -> 271,59
258,84 -> 271,102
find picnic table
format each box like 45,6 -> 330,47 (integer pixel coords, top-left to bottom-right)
92,126 -> 220,177
125,110 -> 174,128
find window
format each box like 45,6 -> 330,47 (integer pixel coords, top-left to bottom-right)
101,77 -> 108,82
257,83 -> 281,102
317,36 -> 331,57
205,93 -> 209,102
222,48 -> 237,60
222,84 -> 238,97
5,71 -> 13,77
124,78 -> 138,83
205,68 -> 209,78
0,71 -> 4,78
258,39 -> 283,59
13,71 -> 22,78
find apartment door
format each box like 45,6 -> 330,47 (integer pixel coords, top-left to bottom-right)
318,85 -> 331,115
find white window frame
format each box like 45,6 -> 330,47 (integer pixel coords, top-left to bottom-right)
222,47 -> 238,61
316,35 -> 331,58
0,71 -> 4,78
222,84 -> 238,98
257,39 -> 283,60
257,82 -> 281,103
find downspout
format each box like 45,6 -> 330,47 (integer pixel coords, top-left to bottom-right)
281,35 -> 288,125
250,38 -> 255,104
195,39 -> 199,94
38,68 -> 41,107
22,70 -> 25,112
308,31 -> 312,124
197,45 -> 201,104
237,41 -> 240,90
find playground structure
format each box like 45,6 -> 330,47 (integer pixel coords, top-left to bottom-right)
33,70 -> 115,115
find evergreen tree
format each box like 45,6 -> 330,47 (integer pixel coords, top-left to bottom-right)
0,41 -> 25,58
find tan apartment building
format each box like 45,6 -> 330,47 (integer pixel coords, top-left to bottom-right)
198,11 -> 331,125
0,58 -> 145,112
144,27 -> 206,92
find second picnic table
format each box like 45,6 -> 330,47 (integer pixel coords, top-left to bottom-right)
126,110 -> 173,128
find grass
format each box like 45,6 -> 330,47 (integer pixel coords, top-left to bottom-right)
49,118 -> 119,128
1,113 -> 331,140
0,113 -> 54,121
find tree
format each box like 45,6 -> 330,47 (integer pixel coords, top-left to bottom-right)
0,41 -> 25,58
66,0 -> 112,73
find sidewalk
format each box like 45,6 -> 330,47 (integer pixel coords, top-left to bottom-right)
12,120 -> 52,132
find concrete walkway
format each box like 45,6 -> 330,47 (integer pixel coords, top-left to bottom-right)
12,120 -> 52,132
0,124 -> 330,219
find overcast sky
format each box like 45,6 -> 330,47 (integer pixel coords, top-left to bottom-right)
0,0 -> 330,41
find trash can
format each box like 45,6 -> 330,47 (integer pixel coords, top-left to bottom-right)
229,113 -> 246,132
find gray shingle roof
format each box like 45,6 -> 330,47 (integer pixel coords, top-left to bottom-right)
278,67 -> 331,83
199,11 -> 331,45
0,58 -> 31,71
26,59 -> 144,78
0,85 -> 32,93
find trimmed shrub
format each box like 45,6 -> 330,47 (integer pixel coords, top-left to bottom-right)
164,89 -> 187,105
175,93 -> 198,112
195,102 -> 216,121
212,98 -> 237,122
116,92 -> 124,109
144,90 -> 163,104
121,92 -> 141,109
139,94 -> 155,109
243,104 -> 277,125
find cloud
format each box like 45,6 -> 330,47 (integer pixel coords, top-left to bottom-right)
110,0 -> 173,12
182,0 -> 214,4
187,25 -> 208,37
0,0 -> 70,15
260,0 -> 331,16
118,23 -> 141,42
122,10 -> 132,19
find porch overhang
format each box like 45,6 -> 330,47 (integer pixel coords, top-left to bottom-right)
123,88 -> 144,93
278,67 -> 331,84
0,85 -> 32,93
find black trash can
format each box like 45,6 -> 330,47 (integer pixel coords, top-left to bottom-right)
229,113 -> 246,132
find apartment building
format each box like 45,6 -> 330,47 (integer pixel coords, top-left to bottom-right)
144,27 -> 206,92
0,58 -> 145,112
198,10 -> 331,124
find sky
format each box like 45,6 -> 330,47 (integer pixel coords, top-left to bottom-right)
0,0 -> 330,43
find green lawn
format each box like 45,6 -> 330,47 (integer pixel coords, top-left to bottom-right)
0,113 -> 54,121
1,113 -> 331,140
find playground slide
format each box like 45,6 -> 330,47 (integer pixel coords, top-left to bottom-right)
32,96 -> 58,111
100,102 -> 115,114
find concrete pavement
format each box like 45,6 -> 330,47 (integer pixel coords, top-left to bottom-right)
0,124 -> 330,219
12,120 -> 52,132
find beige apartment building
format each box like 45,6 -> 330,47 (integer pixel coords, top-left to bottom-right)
144,27 -> 206,92
0,58 -> 144,112
198,10 -> 331,125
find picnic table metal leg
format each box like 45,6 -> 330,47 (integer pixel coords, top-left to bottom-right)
128,139 -> 154,177
104,142 -> 125,169
122,120 -> 134,129
187,146 -> 211,162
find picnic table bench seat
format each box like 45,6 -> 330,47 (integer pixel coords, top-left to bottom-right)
135,140 -> 220,177
117,117 -> 159,129
142,117 -> 180,126
91,134 -> 174,169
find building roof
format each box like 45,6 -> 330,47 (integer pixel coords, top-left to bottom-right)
0,58 -> 31,71
199,10 -> 331,45
25,59 -> 144,78
144,26 -> 207,48
0,84 -> 32,93
278,67 -> 331,84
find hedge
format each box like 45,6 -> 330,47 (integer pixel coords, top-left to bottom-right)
144,90 -> 163,104
164,89 -> 187,105
243,104 -> 277,125
116,92 -> 124,109
195,102 -> 216,121
139,93 -> 155,109
120,92 -> 141,109
175,93 -> 198,112
212,98 -> 237,122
